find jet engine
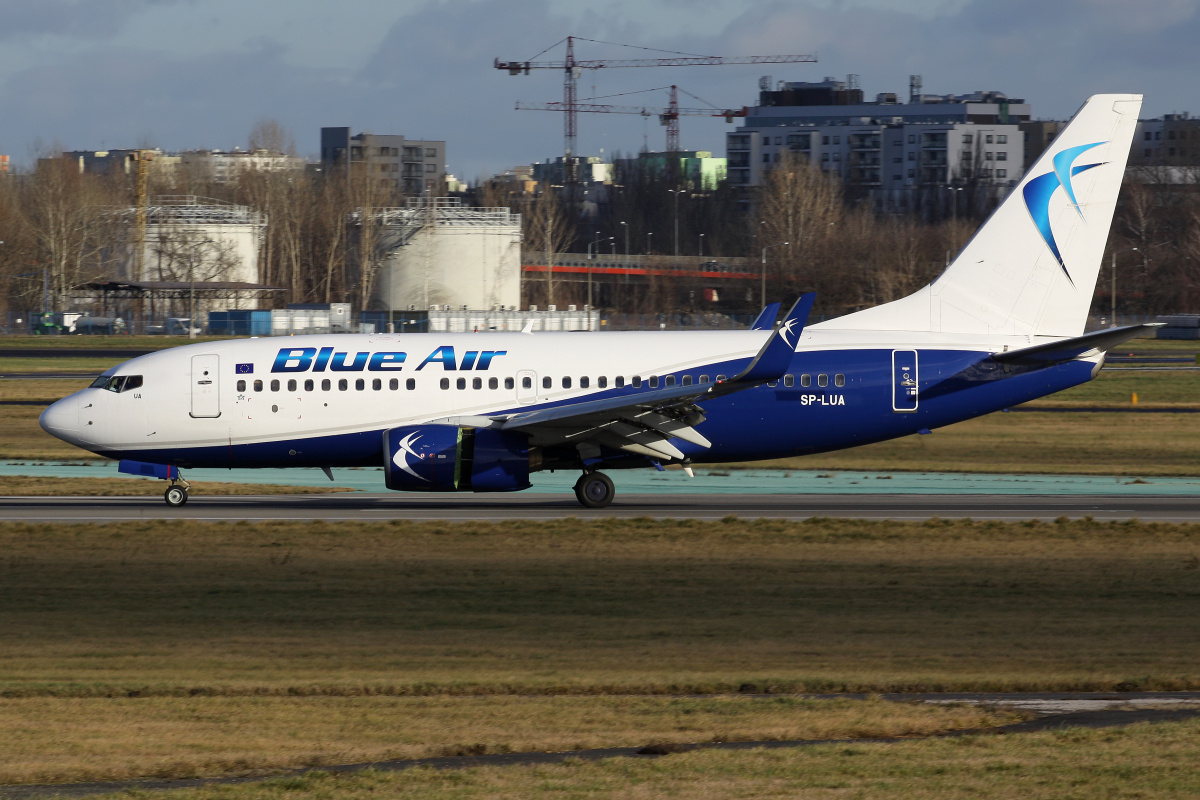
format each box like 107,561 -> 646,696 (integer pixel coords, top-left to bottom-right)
383,425 -> 534,492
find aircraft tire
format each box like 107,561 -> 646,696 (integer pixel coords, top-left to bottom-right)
164,485 -> 189,507
574,471 -> 615,509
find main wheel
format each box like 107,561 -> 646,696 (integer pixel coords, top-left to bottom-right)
164,485 -> 189,507
574,471 -> 615,509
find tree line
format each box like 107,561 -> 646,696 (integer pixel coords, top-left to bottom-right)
3,127 -> 1200,322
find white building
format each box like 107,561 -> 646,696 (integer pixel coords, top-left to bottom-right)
178,149 -> 305,183
727,79 -> 1027,196
372,197 -> 522,312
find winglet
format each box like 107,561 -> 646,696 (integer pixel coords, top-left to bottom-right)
727,295 -> 814,385
749,302 -> 781,331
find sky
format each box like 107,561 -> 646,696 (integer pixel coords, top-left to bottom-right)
2,0 -> 1198,180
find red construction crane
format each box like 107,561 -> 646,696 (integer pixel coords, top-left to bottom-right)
495,36 -> 816,161
516,85 -> 747,153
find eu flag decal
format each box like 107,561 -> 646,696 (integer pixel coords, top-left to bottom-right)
235,363 -> 254,374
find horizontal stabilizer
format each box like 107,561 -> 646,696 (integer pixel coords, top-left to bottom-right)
993,323 -> 1163,366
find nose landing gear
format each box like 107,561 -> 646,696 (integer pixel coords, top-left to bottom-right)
573,471 -> 615,508
163,477 -> 191,507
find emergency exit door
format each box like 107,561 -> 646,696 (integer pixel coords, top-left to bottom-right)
190,354 -> 221,418
892,350 -> 918,412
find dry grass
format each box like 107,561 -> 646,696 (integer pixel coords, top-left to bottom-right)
2,517 -> 1198,698
88,718 -> 1200,800
734,410 -> 1200,474
0,378 -> 91,402
0,695 -> 1019,785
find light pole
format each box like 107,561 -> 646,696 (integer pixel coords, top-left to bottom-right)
698,233 -> 705,259
761,241 -> 789,309
646,232 -> 653,255
189,239 -> 215,339
949,186 -> 963,222
586,235 -> 613,318
620,221 -> 629,259
1110,246 -> 1138,327
668,188 -> 682,258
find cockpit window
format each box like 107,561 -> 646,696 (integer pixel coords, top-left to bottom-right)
97,375 -> 144,393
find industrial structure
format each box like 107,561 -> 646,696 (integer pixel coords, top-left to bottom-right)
320,128 -> 446,196
371,197 -> 522,314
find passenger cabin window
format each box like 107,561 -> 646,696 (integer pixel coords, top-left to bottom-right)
389,378 -> 398,390
834,374 -> 846,387
373,378 -> 382,391
457,377 -> 466,390
254,380 -> 264,392
562,376 -> 572,389
304,379 -> 314,392
801,374 -> 811,387
237,379 -> 246,392
506,377 -> 516,390
649,376 -> 659,388
767,380 -> 778,387
542,376 -> 552,389
784,374 -> 794,388
321,379 -> 331,391
580,376 -> 589,389
665,376 -> 676,387
406,379 -> 416,390
355,379 -> 365,391
473,377 -> 482,389
817,374 -> 829,387
489,377 -> 498,389
700,375 -> 710,384
616,376 -> 625,388
338,379 -> 348,391
441,378 -> 450,390
287,379 -> 297,392
521,376 -> 531,389
716,374 -> 727,382
632,376 -> 642,388
598,376 -> 607,388
270,379 -> 280,392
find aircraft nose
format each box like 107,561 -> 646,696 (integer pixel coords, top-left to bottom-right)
39,396 -> 79,440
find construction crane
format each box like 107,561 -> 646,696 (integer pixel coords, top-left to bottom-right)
495,36 -> 816,166
516,85 -> 747,153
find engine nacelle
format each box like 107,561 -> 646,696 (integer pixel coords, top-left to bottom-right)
383,425 -> 532,493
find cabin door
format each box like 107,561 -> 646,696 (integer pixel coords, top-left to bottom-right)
891,350 -> 918,412
190,354 -> 222,418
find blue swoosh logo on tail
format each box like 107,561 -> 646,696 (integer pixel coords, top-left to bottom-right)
1022,141 -> 1106,285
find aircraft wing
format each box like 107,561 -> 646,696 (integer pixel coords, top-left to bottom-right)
492,296 -> 815,461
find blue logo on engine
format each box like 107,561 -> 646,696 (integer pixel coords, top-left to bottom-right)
1022,141 -> 1106,285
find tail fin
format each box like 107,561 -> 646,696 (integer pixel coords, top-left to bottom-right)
816,94 -> 1142,337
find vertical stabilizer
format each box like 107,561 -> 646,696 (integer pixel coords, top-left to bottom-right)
816,94 -> 1142,337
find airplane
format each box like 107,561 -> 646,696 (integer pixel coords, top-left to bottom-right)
41,94 -> 1148,509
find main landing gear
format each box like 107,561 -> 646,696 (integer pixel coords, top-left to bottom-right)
163,476 -> 191,507
574,471 -> 615,509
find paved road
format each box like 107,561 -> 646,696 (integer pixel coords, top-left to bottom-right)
7,492 -> 1200,522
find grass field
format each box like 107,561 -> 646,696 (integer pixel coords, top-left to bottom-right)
77,719 -> 1200,800
3,518 -> 1197,697
2,517 -> 1198,790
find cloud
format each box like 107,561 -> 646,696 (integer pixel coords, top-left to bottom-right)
0,0 -> 187,43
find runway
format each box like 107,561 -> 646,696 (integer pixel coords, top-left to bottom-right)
7,491 -> 1200,522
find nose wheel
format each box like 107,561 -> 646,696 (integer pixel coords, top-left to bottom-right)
574,471 -> 615,508
163,479 -> 190,507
